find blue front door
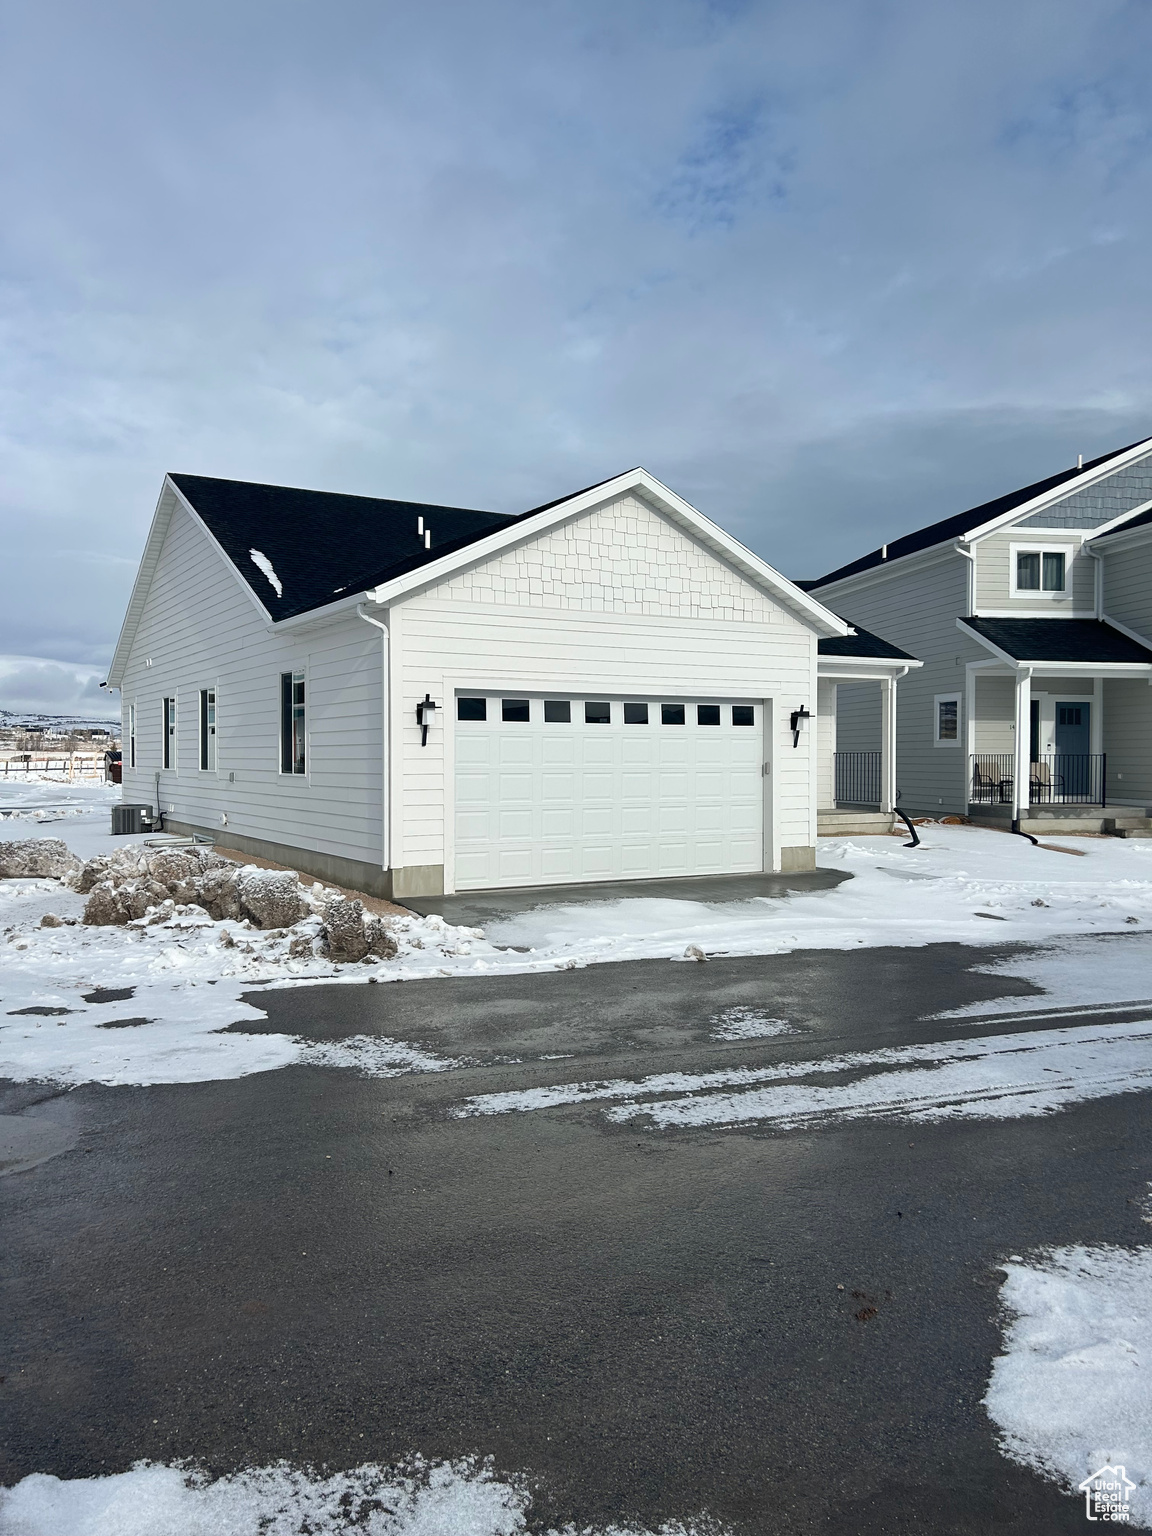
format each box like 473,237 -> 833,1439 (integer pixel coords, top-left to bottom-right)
1055,702 -> 1090,755
1055,702 -> 1091,796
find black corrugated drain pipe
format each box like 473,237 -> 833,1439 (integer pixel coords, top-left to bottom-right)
1011,817 -> 1039,846
896,810 -> 920,848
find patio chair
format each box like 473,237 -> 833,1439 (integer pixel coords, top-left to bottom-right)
972,761 -> 1012,805
1029,761 -> 1064,804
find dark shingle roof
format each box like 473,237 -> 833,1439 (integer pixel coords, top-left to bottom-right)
171,474 -> 516,621
818,623 -> 917,661
960,617 -> 1152,664
806,441 -> 1148,590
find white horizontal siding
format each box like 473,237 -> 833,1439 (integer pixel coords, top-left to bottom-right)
118,505 -> 382,864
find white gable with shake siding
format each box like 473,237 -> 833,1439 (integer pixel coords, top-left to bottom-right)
107,466 -> 891,900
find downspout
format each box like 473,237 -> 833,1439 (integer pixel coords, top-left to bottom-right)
356,604 -> 391,874
954,541 -> 976,613
1087,543 -> 1103,619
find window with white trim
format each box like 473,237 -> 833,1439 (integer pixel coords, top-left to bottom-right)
280,672 -> 306,774
162,697 -> 176,769
1012,545 -> 1067,595
128,703 -> 137,769
199,689 -> 216,771
934,693 -> 960,746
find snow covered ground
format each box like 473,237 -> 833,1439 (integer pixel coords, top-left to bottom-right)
0,781 -> 119,826
0,1453 -> 718,1536
452,1017 -> 1152,1130
985,1245 -> 1152,1527
4,812 -> 1152,1090
483,825 -> 1152,961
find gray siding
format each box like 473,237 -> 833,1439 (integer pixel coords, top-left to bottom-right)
1017,451 -> 1152,529
974,529 -> 1091,612
119,505 -> 384,866
816,553 -> 984,814
973,677 -> 1014,753
1101,534 -> 1152,637
1103,678 -> 1152,805
834,682 -> 881,754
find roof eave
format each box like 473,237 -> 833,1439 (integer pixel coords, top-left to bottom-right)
817,655 -> 923,676
963,437 -> 1152,543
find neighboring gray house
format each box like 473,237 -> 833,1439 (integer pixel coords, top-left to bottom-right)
106,467 -> 913,898
802,435 -> 1152,831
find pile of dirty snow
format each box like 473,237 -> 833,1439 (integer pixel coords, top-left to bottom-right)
985,1245 -> 1152,1526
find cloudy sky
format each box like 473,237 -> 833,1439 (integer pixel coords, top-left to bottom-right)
2,0 -> 1151,715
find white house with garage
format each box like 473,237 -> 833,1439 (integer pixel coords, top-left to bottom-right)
801,434 -> 1152,834
105,467 -> 914,898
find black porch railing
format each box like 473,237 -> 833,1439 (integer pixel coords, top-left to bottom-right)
970,754 -> 1107,807
835,751 -> 881,806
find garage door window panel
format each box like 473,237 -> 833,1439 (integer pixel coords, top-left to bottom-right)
502,699 -> 530,722
624,702 -> 649,725
544,700 -> 571,723
661,704 -> 686,725
458,698 -> 487,721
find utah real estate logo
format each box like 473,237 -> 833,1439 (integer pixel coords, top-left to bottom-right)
1078,1464 -> 1136,1523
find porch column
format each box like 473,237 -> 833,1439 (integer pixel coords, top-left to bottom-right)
1013,668 -> 1032,821
880,675 -> 897,814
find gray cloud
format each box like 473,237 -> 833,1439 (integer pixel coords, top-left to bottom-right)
0,658 -> 112,720
2,0 -> 1151,710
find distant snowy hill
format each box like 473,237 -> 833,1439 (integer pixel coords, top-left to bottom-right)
0,708 -> 119,733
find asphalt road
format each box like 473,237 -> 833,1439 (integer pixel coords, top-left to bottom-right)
3,935 -> 1152,1533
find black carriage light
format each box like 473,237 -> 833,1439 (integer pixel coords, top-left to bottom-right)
416,693 -> 439,746
789,706 -> 811,747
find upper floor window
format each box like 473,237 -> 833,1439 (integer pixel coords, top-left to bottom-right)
1013,547 -> 1066,595
280,672 -> 306,774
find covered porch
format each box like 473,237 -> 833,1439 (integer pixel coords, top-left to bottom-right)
958,617 -> 1152,832
816,625 -> 921,834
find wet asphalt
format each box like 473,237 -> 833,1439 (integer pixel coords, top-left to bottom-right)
3,934 -> 1152,1533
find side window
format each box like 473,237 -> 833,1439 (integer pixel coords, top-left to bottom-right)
1016,551 -> 1040,591
280,672 -> 306,774
199,689 -> 216,771
128,703 -> 137,768
162,697 -> 176,769
1042,552 -> 1066,592
1014,547 -> 1067,594
934,694 -> 959,746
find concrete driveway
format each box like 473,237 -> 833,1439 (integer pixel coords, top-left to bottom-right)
3,937 -> 1150,1532
401,866 -> 847,927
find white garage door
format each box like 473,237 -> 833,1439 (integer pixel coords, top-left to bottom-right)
454,694 -> 764,891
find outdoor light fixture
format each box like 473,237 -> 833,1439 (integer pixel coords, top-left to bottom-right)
416,693 -> 439,746
789,706 -> 812,747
